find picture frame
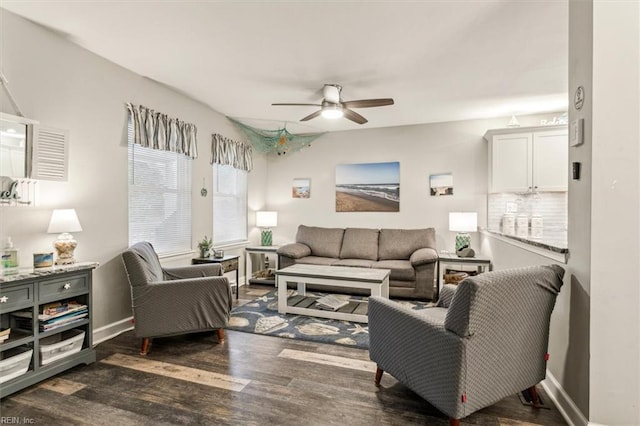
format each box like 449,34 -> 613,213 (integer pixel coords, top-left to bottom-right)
335,162 -> 400,212
292,178 -> 310,198
430,173 -> 453,196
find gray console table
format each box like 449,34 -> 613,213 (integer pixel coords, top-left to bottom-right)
0,262 -> 97,398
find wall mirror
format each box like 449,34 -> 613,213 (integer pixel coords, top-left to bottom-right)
0,112 -> 38,178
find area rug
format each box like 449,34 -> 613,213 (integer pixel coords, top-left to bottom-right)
227,290 -> 434,349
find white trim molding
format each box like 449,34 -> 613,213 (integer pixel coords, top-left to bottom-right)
93,316 -> 134,346
542,370 -> 589,426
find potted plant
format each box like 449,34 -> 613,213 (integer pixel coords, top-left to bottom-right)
198,236 -> 213,258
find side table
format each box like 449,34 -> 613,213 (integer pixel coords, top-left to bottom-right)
437,252 -> 492,299
245,246 -> 279,286
192,255 -> 240,299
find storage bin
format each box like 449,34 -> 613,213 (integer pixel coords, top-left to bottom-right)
39,329 -> 85,366
502,213 -> 515,228
530,227 -> 543,239
531,215 -> 544,228
516,215 -> 529,229
0,347 -> 33,384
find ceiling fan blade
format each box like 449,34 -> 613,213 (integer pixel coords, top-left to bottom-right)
342,98 -> 394,108
272,103 -> 322,107
343,109 -> 368,125
300,110 -> 322,122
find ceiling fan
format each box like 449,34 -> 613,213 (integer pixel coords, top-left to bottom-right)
272,84 -> 394,125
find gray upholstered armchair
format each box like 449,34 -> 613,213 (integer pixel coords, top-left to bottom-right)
369,264 -> 564,425
121,242 -> 233,355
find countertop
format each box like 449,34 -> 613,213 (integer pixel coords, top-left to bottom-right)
485,229 -> 568,254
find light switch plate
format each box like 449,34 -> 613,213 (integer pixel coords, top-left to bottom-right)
570,118 -> 584,146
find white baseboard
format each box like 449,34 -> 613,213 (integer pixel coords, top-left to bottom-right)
542,370 -> 589,426
93,316 -> 134,345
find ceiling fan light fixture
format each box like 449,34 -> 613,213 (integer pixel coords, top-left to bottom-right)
321,105 -> 344,119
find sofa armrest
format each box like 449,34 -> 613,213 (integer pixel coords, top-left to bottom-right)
164,264 -> 223,279
437,284 -> 458,308
277,243 -> 312,259
410,248 -> 438,266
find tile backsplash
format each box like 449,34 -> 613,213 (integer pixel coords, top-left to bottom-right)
487,192 -> 567,231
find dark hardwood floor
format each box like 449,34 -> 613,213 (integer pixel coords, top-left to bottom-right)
0,284 -> 567,425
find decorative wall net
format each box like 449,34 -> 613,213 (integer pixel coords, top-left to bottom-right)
227,117 -> 325,156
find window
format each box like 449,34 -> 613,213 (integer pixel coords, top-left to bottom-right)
128,142 -> 192,255
213,164 -> 247,245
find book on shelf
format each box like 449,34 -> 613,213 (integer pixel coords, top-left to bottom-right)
42,300 -> 83,316
41,313 -> 88,331
39,303 -> 87,321
0,328 -> 10,338
12,306 -> 88,332
315,294 -> 349,311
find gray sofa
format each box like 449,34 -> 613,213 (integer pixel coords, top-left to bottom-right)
277,225 -> 438,300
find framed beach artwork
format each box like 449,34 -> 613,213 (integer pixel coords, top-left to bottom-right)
292,178 -> 310,198
430,173 -> 453,196
335,161 -> 400,212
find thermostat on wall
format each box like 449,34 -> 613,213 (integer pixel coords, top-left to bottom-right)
570,118 -> 584,147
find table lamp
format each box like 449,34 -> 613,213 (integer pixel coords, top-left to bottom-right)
449,212 -> 477,257
48,208 -> 83,264
256,211 -> 277,246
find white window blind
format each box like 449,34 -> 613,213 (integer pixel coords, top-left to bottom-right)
128,140 -> 192,255
213,164 -> 247,245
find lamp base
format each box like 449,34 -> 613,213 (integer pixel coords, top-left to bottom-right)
260,229 -> 272,246
455,232 -> 471,252
54,233 -> 78,265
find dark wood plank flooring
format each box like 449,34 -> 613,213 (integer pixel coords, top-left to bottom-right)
0,284 -> 567,425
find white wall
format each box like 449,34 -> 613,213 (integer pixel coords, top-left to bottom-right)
589,1 -> 640,424
0,10 -> 267,332
265,113 -> 558,253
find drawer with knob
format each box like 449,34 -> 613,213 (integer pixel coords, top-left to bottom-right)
221,258 -> 239,273
38,275 -> 88,303
0,284 -> 34,313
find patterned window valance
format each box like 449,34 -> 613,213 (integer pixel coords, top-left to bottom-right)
126,103 -> 198,159
211,133 -> 253,172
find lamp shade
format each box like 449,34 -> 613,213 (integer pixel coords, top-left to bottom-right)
256,211 -> 278,228
449,212 -> 477,232
48,209 -> 83,233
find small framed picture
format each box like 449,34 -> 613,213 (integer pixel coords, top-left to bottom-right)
292,178 -> 310,198
430,173 -> 453,196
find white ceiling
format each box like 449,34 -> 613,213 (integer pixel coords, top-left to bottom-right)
2,1 -> 568,133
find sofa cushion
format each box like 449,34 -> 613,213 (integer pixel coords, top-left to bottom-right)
333,259 -> 376,268
296,256 -> 340,266
339,228 -> 379,260
296,225 -> 345,259
378,228 -> 436,260
373,260 -> 415,281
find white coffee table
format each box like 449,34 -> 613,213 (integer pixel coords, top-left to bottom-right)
276,264 -> 390,323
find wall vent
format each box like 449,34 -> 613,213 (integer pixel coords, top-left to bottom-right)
31,125 -> 69,181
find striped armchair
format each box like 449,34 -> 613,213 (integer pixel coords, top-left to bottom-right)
369,264 -> 564,425
121,242 -> 233,355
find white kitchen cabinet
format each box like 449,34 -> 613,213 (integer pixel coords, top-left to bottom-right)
485,125 -> 568,193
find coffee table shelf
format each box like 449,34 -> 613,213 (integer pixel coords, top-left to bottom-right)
287,295 -> 369,316
276,264 -> 390,323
